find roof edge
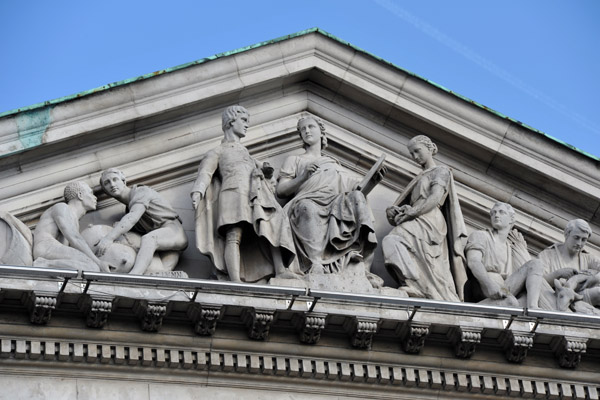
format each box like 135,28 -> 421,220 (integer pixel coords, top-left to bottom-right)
1,27 -> 596,161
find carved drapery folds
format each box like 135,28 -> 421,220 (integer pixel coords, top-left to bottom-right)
187,304 -> 222,336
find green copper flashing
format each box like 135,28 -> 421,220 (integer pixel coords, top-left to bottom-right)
15,107 -> 51,150
0,28 -> 323,120
0,27 -> 596,160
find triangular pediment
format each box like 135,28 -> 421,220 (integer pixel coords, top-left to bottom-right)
0,28 -> 599,269
1,29 -> 600,396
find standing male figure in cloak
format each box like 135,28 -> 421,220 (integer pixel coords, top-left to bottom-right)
191,105 -> 295,282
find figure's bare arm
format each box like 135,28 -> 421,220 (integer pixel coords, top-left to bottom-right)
545,268 -> 578,285
107,204 -> 145,241
276,175 -> 302,198
96,204 -> 146,257
52,206 -> 109,272
276,158 -> 318,198
466,249 -> 507,300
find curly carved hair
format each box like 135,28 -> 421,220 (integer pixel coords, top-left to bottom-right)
408,135 -> 438,155
296,116 -> 328,150
64,181 -> 91,202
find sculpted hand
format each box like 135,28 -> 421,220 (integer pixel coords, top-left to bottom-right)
375,166 -> 387,182
482,280 -> 508,300
571,273 -> 599,290
305,162 -> 320,177
95,238 -> 113,258
97,260 -> 111,273
191,191 -> 203,210
252,167 -> 265,180
386,206 -> 401,224
554,268 -> 578,280
582,275 -> 600,289
394,205 -> 416,225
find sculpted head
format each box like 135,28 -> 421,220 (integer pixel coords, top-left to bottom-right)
222,105 -> 249,136
297,116 -> 328,150
489,202 -> 515,230
100,168 -> 127,197
64,181 -> 97,211
407,135 -> 437,166
564,219 -> 592,254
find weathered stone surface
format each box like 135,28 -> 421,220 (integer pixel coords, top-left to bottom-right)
0,211 -> 33,266
382,135 -> 468,302
134,300 -> 168,332
344,316 -> 379,349
192,105 -> 295,283
293,312 -> 327,344
276,116 -> 382,283
33,182 -> 109,272
78,295 -> 114,329
242,308 -> 275,340
187,304 -> 221,336
500,330 -> 535,363
552,336 -> 588,369
24,291 -> 57,325
0,28 -> 599,400
97,168 -> 188,275
398,322 -> 430,354
448,326 -> 482,359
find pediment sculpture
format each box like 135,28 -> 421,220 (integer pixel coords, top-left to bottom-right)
382,135 -> 468,302
191,105 -> 296,283
272,116 -> 387,292
1,108 -> 600,318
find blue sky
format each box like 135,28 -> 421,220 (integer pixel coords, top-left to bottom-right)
2,1 -> 599,157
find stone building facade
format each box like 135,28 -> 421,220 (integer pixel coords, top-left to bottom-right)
0,29 -> 598,399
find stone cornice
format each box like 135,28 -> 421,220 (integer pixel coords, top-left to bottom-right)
0,267 -> 599,370
0,32 -> 597,202
0,267 -> 599,399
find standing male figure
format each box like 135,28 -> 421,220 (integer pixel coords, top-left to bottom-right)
465,202 -> 545,309
96,168 -> 188,275
191,105 -> 295,282
33,181 -> 110,272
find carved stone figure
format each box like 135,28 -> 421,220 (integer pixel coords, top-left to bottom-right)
96,168 -> 188,275
33,181 -> 110,272
191,105 -> 295,282
276,116 -> 381,277
382,135 -> 467,301
81,224 -> 175,274
464,202 -> 545,309
0,210 -> 33,266
538,219 -> 600,312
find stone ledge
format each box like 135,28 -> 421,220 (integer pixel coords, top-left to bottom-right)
0,336 -> 597,399
0,268 -> 598,370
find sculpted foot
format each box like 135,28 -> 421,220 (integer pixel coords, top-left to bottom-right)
349,251 -> 363,263
276,270 -> 302,280
309,263 -> 325,274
